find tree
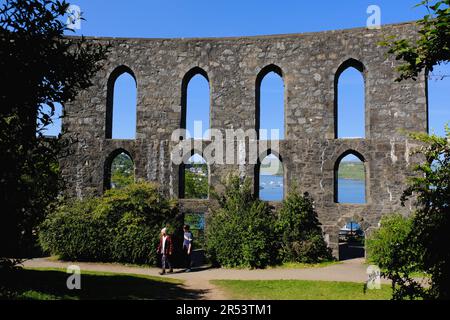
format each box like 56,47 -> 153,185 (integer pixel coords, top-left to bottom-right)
184,163 -> 208,199
381,0 -> 450,81
111,153 -> 134,189
276,190 -> 333,263
205,175 -> 277,268
390,129 -> 449,300
0,0 -> 107,264
379,0 -> 450,300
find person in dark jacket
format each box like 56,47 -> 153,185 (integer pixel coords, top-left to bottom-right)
157,227 -> 173,275
183,224 -> 194,272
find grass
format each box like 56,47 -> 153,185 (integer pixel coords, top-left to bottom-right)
271,261 -> 341,269
0,267 -> 198,300
211,279 -> 393,300
338,162 -> 365,180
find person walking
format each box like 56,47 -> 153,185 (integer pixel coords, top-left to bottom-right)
183,224 -> 194,272
157,227 -> 173,275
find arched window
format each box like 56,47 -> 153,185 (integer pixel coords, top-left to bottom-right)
257,152 -> 284,201
38,102 -> 63,137
256,65 -> 285,140
335,59 -> 365,139
180,153 -> 209,199
104,150 -> 134,190
427,63 -> 450,137
181,68 -> 210,140
334,151 -> 366,204
106,66 -> 137,139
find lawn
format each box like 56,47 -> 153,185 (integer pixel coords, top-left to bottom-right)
338,162 -> 365,180
271,261 -> 341,269
0,268 -> 196,300
212,279 -> 392,300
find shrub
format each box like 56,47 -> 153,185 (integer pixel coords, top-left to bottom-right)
39,182 -> 181,265
366,213 -> 413,270
276,191 -> 333,263
205,175 -> 277,269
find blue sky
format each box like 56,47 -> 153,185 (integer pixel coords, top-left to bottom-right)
35,0 -> 449,140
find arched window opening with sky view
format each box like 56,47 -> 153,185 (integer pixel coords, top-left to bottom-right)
112,72 -> 137,139
337,66 -> 365,139
38,102 -> 63,137
259,71 -> 284,140
335,153 -> 366,204
186,74 -> 210,140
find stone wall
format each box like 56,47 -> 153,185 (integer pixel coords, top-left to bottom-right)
61,22 -> 426,257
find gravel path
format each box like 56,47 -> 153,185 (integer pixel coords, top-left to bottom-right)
23,257 -> 386,300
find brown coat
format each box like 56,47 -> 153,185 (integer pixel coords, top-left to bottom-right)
157,235 -> 173,256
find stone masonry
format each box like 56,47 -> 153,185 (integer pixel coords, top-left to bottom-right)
61,22 -> 427,257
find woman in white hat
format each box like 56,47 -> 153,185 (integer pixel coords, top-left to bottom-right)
156,227 -> 173,275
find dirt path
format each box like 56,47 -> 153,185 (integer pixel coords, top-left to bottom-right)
23,257 -> 383,300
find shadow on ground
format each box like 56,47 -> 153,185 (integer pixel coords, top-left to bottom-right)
339,243 -> 365,261
0,268 -> 203,300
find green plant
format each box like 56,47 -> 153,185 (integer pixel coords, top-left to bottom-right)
111,153 -> 134,189
0,0 -> 107,265
366,214 -> 413,268
184,164 -> 208,199
380,0 -> 450,81
374,128 -> 449,300
39,182 -> 181,265
276,190 -> 333,263
205,175 -> 277,269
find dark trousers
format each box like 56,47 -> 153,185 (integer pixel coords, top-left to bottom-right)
183,245 -> 192,269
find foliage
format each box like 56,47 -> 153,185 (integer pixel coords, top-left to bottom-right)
276,190 -> 333,263
380,0 -> 450,81
111,153 -> 134,189
205,175 -> 278,268
381,128 -> 450,300
39,182 -> 181,265
366,214 -> 414,268
0,0 -> 108,265
184,163 -> 208,199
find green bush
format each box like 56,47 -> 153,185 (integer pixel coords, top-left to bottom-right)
39,182 -> 181,265
366,213 -> 413,269
276,191 -> 333,263
205,175 -> 278,269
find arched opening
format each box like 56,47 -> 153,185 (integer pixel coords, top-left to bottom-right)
104,149 -> 135,191
106,66 -> 137,139
179,153 -> 209,199
339,221 -> 365,260
334,151 -> 366,204
335,59 -> 365,139
38,102 -> 63,137
427,63 -> 450,137
181,68 -> 210,140
256,65 -> 285,140
257,152 -> 284,201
